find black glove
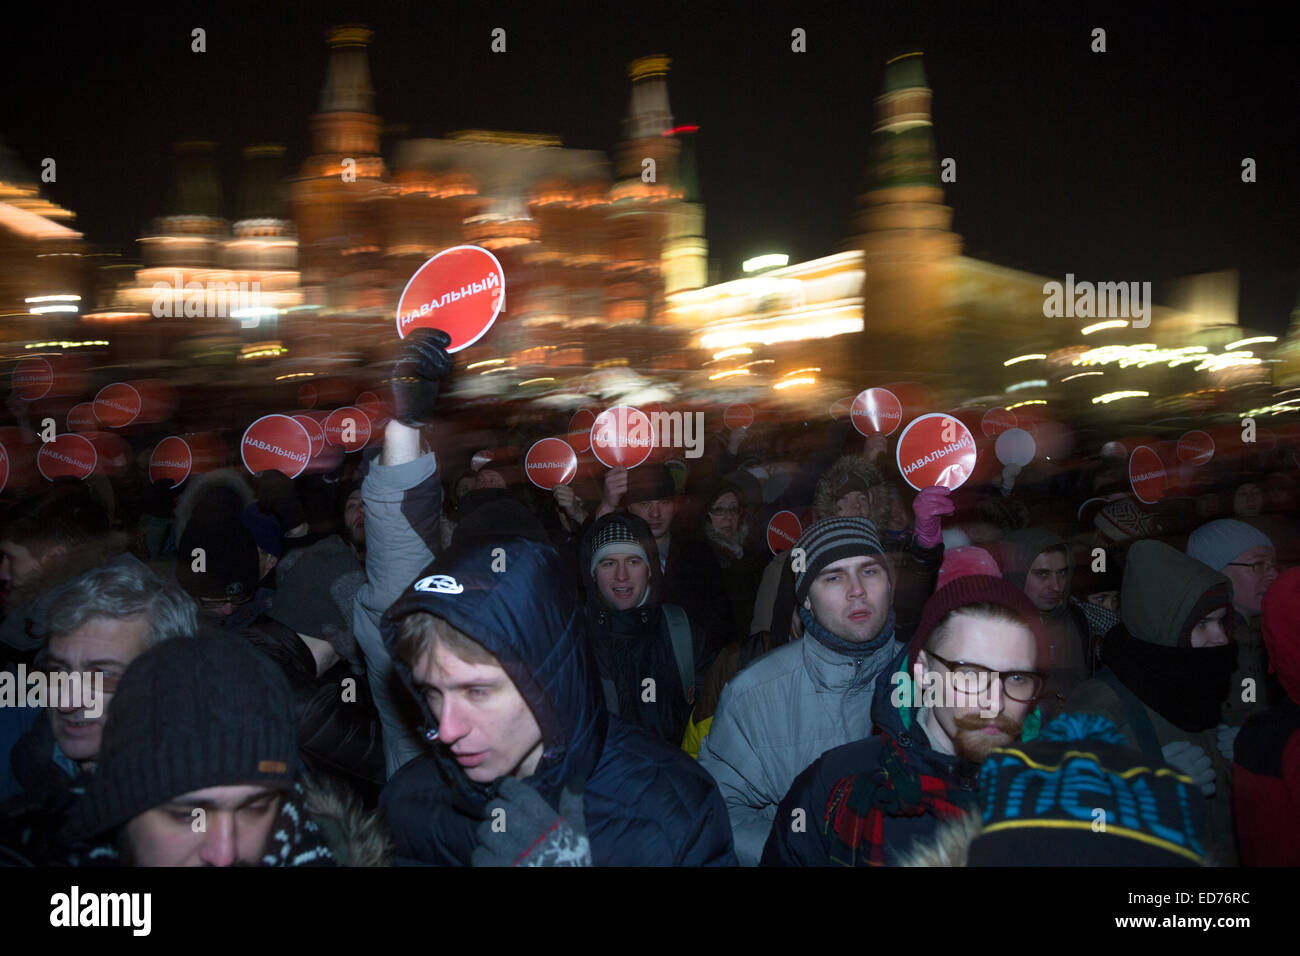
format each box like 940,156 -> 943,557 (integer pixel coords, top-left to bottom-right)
390,328 -> 454,428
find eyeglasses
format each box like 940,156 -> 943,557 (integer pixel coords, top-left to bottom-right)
1225,560 -> 1278,576
708,505 -> 741,518
924,650 -> 1046,703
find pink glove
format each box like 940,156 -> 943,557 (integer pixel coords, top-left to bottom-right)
911,485 -> 955,549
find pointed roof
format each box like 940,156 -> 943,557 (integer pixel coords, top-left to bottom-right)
320,25 -> 376,114
235,145 -> 286,221
866,52 -> 941,192
165,141 -> 224,218
623,55 -> 674,140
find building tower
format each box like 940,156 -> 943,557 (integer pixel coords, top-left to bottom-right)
850,52 -> 962,378
662,125 -> 708,295
292,24 -> 388,312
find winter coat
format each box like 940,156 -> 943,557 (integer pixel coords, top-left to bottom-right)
378,536 -> 736,866
579,513 -> 714,747
760,645 -> 981,866
352,452 -> 444,777
0,712 -> 92,865
697,606 -> 903,865
243,616 -> 386,794
1066,540 -> 1238,863
661,531 -> 733,657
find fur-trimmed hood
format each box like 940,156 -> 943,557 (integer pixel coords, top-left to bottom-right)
813,454 -> 886,523
299,773 -> 391,867
174,468 -> 255,544
898,811 -> 982,866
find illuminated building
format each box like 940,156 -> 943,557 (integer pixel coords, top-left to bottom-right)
0,141 -> 85,342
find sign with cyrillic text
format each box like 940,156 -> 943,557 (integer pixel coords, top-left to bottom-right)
895,413 -> 977,492
396,244 -> 506,350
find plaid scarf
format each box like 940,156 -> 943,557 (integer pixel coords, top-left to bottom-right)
824,731 -> 969,867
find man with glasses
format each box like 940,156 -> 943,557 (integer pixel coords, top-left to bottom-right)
761,574 -> 1048,866
1187,518 -> 1281,723
0,560 -> 197,864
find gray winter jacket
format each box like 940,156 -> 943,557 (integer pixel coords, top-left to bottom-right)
352,452 -> 442,777
698,619 -> 901,865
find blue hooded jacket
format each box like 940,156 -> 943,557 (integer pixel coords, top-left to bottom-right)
378,535 -> 736,866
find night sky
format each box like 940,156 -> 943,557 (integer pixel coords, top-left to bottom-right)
7,0 -> 1298,331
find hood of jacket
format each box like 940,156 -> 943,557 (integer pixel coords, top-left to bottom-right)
380,536 -> 604,811
1261,567 -> 1300,702
174,468 -> 255,545
813,454 -> 885,523
999,528 -> 1071,591
1120,539 -> 1232,648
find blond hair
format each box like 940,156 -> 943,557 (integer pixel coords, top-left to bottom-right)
392,611 -> 498,668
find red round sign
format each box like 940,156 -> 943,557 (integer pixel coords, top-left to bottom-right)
590,406 -> 655,469
12,358 -> 53,401
1129,445 -> 1167,504
395,244 -> 506,350
37,433 -> 97,481
292,414 -> 326,460
767,510 -> 803,554
149,436 -> 193,488
895,413 -> 978,492
524,438 -> 578,490
567,409 -> 596,454
981,407 -> 1018,438
1176,430 -> 1215,466
93,383 -> 142,428
850,388 -> 904,437
66,402 -> 97,433
724,404 -> 755,430
241,414 -> 312,479
324,407 -> 373,453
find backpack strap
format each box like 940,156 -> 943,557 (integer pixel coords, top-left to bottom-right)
1096,668 -> 1162,758
661,603 -> 695,705
599,677 -> 620,716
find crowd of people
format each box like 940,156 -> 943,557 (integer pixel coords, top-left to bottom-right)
1,329 -> 1297,867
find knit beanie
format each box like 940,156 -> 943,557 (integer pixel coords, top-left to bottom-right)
1094,498 -> 1156,546
1186,518 -> 1274,572
791,516 -> 886,605
68,632 -> 297,841
907,574 -> 1050,672
269,534 -> 365,639
937,546 -> 1002,590
967,712 -> 1208,866
241,504 -> 283,558
176,489 -> 260,602
589,519 -> 650,578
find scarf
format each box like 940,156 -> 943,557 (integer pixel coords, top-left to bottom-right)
1102,625 -> 1237,732
587,605 -> 691,745
824,731 -> 970,866
799,604 -> 896,658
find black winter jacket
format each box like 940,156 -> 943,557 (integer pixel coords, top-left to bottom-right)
378,536 -> 737,866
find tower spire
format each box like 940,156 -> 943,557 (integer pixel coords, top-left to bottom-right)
320,25 -> 375,114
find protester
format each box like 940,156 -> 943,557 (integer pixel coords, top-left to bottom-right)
1233,567 -> 1300,865
761,574 -> 1048,866
1066,539 -> 1240,862
0,561 -> 196,864
378,535 -> 736,866
64,634 -> 388,866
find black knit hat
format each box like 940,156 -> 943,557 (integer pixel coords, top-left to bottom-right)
625,464 -> 677,504
968,713 -> 1208,865
176,488 -> 260,602
68,632 -> 297,841
792,516 -> 886,604
269,534 -> 365,639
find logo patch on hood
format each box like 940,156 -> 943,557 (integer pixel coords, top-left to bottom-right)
414,574 -> 464,595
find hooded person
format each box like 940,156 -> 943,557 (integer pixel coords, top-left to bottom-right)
376,535 -> 736,866
999,528 -> 1091,713
174,469 -> 270,631
1066,539 -> 1240,862
1187,518 -> 1281,721
698,516 -> 906,865
243,534 -> 385,798
63,633 -> 389,867
761,574 -> 1050,866
1232,567 -> 1300,865
899,712 -> 1210,867
579,513 -> 714,749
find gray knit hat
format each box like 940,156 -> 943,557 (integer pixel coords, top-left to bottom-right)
68,632 -> 297,841
1186,519 -> 1274,572
792,516 -> 887,604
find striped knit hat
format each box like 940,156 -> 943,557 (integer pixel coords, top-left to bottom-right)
792,516 -> 886,604
589,518 -> 650,578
